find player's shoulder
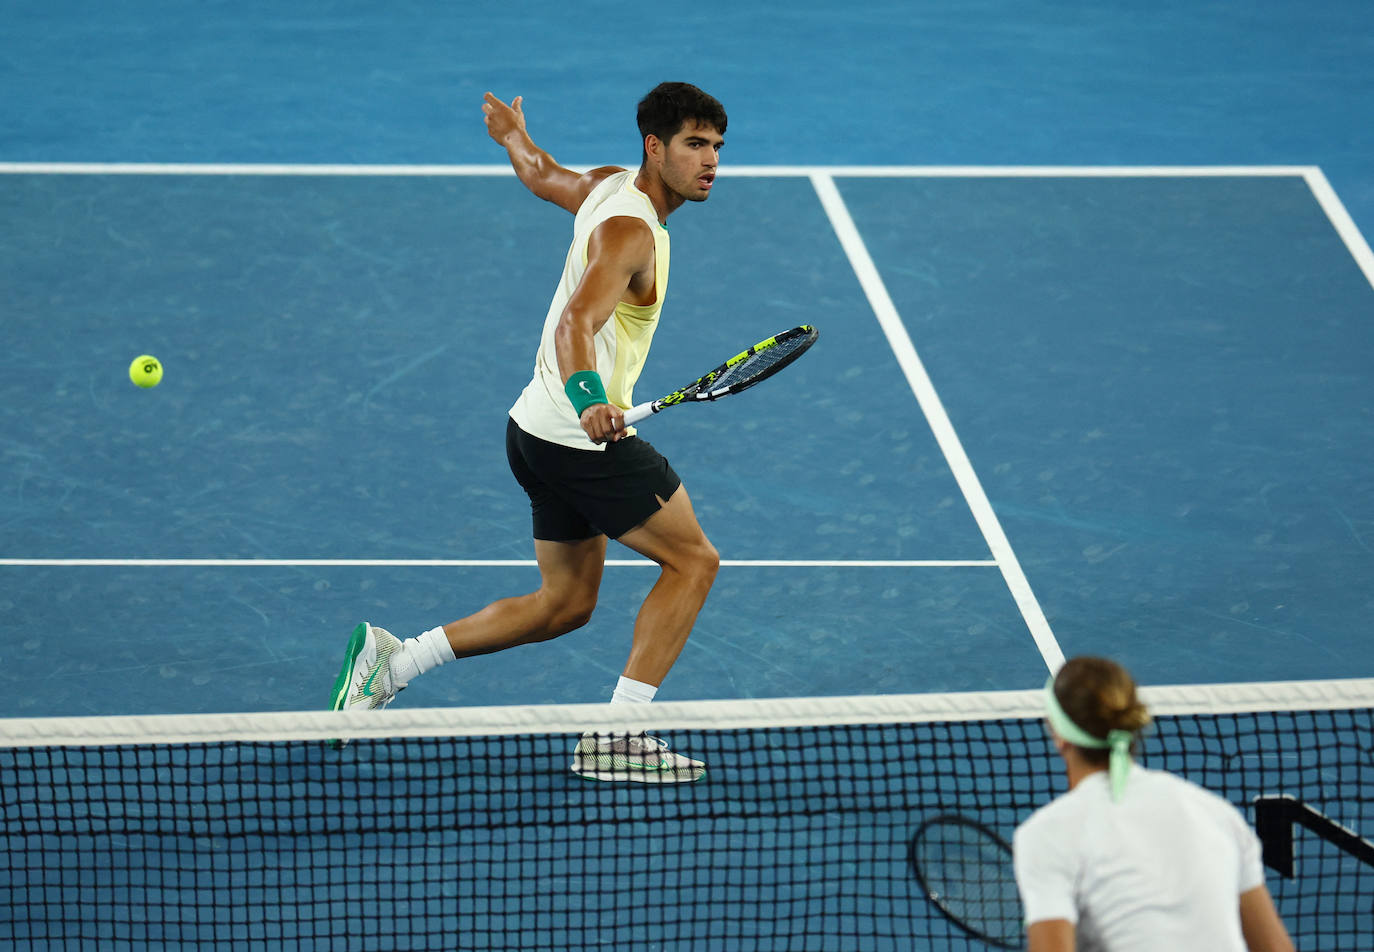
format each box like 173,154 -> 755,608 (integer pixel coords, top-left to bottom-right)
1142,765 -> 1223,802
572,166 -> 630,212
1150,768 -> 1247,818
1017,786 -> 1086,843
1019,770 -> 1127,841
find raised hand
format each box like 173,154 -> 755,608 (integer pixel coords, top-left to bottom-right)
482,92 -> 527,145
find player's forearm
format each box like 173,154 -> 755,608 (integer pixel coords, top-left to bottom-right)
553,311 -> 599,383
554,308 -> 624,442
496,130 -> 564,203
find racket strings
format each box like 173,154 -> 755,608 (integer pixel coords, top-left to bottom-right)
913,819 -> 1023,946
706,336 -> 810,394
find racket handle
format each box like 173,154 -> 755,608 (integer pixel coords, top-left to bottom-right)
623,401 -> 656,426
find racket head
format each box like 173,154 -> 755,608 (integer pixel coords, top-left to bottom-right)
688,324 -> 818,402
909,814 -> 1024,949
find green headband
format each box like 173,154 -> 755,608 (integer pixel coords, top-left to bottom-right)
1043,676 -> 1134,803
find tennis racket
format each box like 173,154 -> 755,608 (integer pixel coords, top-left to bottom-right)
909,815 -> 1024,949
623,324 -> 818,426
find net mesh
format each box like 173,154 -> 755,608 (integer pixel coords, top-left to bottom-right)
2,681 -> 1371,950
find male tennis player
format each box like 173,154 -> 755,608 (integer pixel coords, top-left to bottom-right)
1013,656 -> 1294,951
328,83 -> 727,783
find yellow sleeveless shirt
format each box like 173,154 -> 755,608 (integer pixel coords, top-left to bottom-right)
508,170 -> 670,450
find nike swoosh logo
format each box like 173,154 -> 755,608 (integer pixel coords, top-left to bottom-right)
361,665 -> 382,697
579,380 -> 592,394
609,756 -> 670,772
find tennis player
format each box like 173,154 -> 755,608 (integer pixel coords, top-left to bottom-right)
1013,656 -> 1294,951
328,83 -> 728,783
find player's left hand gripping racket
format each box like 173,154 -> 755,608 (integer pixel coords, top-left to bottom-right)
623,324 -> 818,425
909,814 -> 1025,949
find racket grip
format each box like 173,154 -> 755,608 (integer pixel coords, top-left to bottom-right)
623,401 -> 655,426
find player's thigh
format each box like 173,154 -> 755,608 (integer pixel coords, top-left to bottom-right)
533,535 -> 608,611
616,485 -> 718,571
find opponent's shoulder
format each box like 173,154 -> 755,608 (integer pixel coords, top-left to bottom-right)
1150,769 -> 1251,824
1020,789 -> 1080,832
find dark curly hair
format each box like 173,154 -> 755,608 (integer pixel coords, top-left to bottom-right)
636,82 -> 727,163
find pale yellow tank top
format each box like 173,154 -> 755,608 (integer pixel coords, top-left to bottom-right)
509,170 -> 670,450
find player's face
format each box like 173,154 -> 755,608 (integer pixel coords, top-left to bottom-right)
660,121 -> 724,202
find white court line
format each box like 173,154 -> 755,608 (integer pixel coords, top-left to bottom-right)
0,559 -> 995,568
0,162 -> 1320,177
10,160 -> 1359,283
810,173 -> 1066,673
1302,167 -> 1374,293
0,162 -> 520,176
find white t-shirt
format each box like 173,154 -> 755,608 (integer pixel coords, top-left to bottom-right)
1013,767 -> 1265,951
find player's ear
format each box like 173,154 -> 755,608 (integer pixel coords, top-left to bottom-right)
643,133 -> 664,164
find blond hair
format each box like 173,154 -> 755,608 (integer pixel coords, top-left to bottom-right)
1053,656 -> 1152,763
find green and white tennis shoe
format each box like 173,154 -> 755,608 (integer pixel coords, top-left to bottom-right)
329,622 -> 407,714
570,731 -> 705,783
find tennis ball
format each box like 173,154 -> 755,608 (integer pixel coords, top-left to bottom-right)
129,355 -> 163,388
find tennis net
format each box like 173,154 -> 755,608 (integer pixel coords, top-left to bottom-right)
2,678 -> 1371,950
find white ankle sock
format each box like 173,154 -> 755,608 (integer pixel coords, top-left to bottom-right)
390,626 -> 455,685
610,676 -> 657,705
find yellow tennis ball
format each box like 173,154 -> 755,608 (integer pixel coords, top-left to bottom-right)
129,355 -> 163,388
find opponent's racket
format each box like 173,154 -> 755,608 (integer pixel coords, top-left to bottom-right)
623,324 -> 818,426
909,815 -> 1024,949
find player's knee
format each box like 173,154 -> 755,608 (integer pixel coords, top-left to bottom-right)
686,538 -> 720,587
546,597 -> 596,637
703,540 -> 720,578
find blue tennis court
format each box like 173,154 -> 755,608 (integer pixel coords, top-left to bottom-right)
4,165 -> 1372,714
3,2 -> 1373,949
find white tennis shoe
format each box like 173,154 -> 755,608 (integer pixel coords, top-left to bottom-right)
329,622 -> 407,715
570,731 -> 705,783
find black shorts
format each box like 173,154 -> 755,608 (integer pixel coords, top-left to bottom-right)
506,417 -> 682,541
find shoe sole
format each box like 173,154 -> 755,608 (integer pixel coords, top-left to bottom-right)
329,622 -> 370,711
326,622 -> 370,750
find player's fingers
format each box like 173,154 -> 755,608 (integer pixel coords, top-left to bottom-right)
580,409 -> 608,444
607,408 -> 626,441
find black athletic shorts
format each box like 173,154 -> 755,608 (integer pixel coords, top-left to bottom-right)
505,416 -> 682,541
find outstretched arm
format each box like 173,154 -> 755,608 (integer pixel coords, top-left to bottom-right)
482,92 -> 622,214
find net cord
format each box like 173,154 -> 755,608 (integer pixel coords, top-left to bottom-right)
1,678 -> 1370,748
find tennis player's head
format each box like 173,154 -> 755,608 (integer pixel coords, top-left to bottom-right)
637,82 -> 727,203
1049,656 -> 1152,766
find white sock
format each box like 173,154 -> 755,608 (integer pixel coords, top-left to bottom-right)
390,626 -> 455,685
610,676 -> 657,705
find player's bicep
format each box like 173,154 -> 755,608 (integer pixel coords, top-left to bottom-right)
560,217 -> 654,334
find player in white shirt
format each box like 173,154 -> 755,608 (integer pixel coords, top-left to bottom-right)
1013,656 -> 1294,952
